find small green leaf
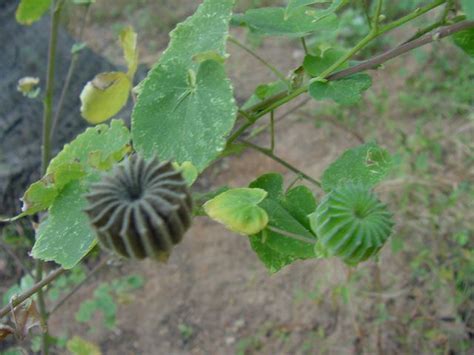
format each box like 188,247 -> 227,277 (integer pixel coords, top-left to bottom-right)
80,72 -> 131,124
119,26 -> 139,77
303,48 -> 347,77
66,336 -> 101,355
309,73 -> 372,105
461,0 -> 474,20
453,28 -> 474,57
172,161 -> 199,186
241,6 -> 338,37
71,42 -> 87,54
204,188 -> 269,235
132,0 -> 237,172
249,173 -> 317,260
321,142 -> 392,192
15,0 -> 51,25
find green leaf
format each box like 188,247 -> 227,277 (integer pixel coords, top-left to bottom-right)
249,173 -> 317,261
132,0 -> 237,172
241,6 -> 338,37
453,28 -> 474,57
66,336 -> 101,355
46,119 -> 131,176
172,161 -> 199,186
15,0 -> 51,25
309,73 -> 372,105
286,0 -> 345,18
204,188 -> 269,235
321,142 -> 392,192
303,48 -> 347,77
32,181 -> 97,269
249,233 -> 297,273
80,72 -> 131,124
30,120 -> 131,268
461,0 -> 474,20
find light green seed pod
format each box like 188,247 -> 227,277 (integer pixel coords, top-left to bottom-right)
309,184 -> 394,265
84,155 -> 193,260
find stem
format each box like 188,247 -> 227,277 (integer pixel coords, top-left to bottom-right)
49,258 -> 109,315
378,0 -> 446,34
301,37 -> 309,55
228,36 -> 288,83
50,4 -> 91,141
38,1 -> 64,353
240,139 -> 322,188
0,268 -> 66,320
41,0 -> 63,175
372,0 -> 383,31
270,111 -> 275,152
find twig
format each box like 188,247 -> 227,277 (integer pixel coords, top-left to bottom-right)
229,36 -> 288,83
297,110 -> 365,144
240,139 -> 322,188
50,3 -> 91,141
0,238 -> 33,278
0,268 -> 66,320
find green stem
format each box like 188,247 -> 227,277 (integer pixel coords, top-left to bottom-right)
41,0 -> 63,175
372,0 -> 384,31
229,36 -> 288,83
38,1 -> 64,353
270,111 -> 275,152
240,139 -> 321,188
266,226 -> 316,245
301,37 -> 309,55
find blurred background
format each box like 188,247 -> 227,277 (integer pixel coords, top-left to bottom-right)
1,0 -> 473,353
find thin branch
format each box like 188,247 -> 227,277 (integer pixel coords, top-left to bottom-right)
328,21 -> 474,81
0,239 -> 33,278
270,111 -> 275,152
240,139 -> 322,188
229,36 -> 288,83
50,4 -> 91,141
298,110 -> 365,144
0,268 -> 66,320
49,258 -> 109,315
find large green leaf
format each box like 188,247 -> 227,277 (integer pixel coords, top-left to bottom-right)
453,28 -> 474,57
249,173 -> 317,263
309,73 -> 372,105
15,0 -> 51,25
132,0 -> 237,172
461,0 -> 474,20
241,6 -> 338,37
32,181 -> 97,269
204,188 -> 268,235
321,142 -> 392,192
31,120 -> 131,268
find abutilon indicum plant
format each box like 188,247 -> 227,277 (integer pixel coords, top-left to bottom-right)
1,0 -> 474,353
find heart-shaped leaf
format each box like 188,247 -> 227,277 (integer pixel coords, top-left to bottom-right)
309,73 -> 372,105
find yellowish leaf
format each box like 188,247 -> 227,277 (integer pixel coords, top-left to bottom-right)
119,26 -> 139,78
80,72 -> 131,124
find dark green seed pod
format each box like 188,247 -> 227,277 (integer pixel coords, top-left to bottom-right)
84,155 -> 193,260
309,184 -> 394,265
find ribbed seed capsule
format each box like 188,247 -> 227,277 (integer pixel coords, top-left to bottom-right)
84,155 -> 193,260
309,184 -> 394,265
